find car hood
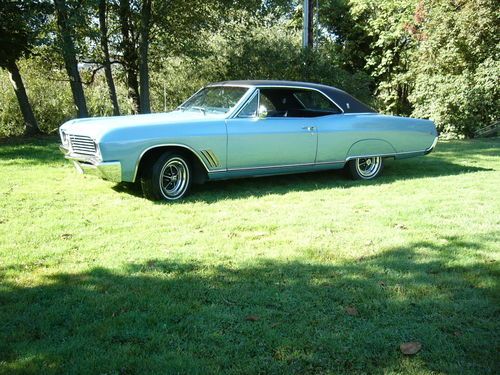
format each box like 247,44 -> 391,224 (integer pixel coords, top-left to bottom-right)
59,111 -> 224,141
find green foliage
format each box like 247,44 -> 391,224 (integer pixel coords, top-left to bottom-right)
408,0 -> 500,137
0,0 -> 49,67
318,0 -> 499,136
149,19 -> 373,113
346,0 -> 419,115
0,59 -> 131,137
0,0 -> 498,137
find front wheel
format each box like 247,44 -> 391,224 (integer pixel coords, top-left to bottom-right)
347,156 -> 384,180
141,152 -> 192,201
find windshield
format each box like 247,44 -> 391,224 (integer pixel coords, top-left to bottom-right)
178,86 -> 249,115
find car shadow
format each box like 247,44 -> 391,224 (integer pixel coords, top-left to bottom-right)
112,156 -> 493,203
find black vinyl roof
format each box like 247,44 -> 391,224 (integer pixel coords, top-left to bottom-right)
208,80 -> 376,114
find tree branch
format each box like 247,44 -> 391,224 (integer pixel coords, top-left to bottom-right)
82,65 -> 105,85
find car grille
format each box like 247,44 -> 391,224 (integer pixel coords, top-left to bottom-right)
69,135 -> 97,156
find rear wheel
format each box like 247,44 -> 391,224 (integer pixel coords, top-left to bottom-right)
347,156 -> 384,180
141,152 -> 192,201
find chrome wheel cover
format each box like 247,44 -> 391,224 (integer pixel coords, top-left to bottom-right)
355,156 -> 382,179
159,157 -> 189,199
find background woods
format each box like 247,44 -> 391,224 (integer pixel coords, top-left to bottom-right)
0,0 -> 498,138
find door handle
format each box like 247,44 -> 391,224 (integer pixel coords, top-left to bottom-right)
302,126 -> 315,131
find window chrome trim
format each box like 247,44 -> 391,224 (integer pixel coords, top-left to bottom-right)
175,86 -> 204,111
219,84 -> 345,119
235,85 -> 344,116
234,89 -> 260,118
176,85 -> 253,118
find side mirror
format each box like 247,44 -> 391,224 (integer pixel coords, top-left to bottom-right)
257,105 -> 268,119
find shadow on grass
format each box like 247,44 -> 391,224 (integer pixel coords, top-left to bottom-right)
113,140 -> 497,202
113,156 -> 493,202
1,236 -> 498,374
197,159 -> 491,201
0,136 -> 62,166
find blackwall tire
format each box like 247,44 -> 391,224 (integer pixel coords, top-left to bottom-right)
347,156 -> 384,180
141,152 -> 192,201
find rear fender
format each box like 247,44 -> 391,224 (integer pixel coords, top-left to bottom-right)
345,139 -> 397,160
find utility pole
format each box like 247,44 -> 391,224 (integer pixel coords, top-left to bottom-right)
302,0 -> 313,48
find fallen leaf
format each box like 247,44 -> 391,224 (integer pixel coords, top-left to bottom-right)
245,315 -> 259,322
400,341 -> 422,355
394,223 -> 408,230
60,233 -> 72,240
345,306 -> 358,316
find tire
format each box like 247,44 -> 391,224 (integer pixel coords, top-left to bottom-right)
140,152 -> 192,201
347,156 -> 384,180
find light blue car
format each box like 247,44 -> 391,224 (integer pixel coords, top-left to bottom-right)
59,80 -> 438,200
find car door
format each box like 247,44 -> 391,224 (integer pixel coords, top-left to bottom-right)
225,89 -> 318,170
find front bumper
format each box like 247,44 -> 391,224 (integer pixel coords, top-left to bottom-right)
60,145 -> 122,183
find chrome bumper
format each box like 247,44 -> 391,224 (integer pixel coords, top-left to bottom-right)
424,136 -> 439,155
60,145 -> 122,183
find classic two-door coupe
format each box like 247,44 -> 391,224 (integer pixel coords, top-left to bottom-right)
59,80 -> 438,200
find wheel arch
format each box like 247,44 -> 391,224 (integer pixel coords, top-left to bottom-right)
134,144 -> 208,184
345,138 -> 397,161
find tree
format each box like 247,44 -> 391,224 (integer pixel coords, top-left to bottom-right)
99,0 -> 120,115
118,0 -> 140,114
408,0 -> 500,136
54,0 -> 89,118
347,0 -> 417,115
138,0 -> 152,113
318,0 -> 372,73
0,0 -> 47,135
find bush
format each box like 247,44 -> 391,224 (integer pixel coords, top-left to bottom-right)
149,23 -> 373,113
408,0 -> 500,137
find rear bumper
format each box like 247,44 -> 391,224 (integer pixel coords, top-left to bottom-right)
424,136 -> 439,155
60,145 -> 122,183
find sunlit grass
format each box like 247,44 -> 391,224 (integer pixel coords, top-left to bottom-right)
0,136 -> 499,374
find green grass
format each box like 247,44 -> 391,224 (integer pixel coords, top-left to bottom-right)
0,136 -> 499,374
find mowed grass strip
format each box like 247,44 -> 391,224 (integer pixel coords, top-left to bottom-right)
0,136 -> 499,374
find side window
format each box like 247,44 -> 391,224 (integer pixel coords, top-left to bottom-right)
237,92 -> 258,118
259,93 -> 276,112
293,90 -> 341,113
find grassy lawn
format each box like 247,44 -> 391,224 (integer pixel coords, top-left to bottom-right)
0,136 -> 499,374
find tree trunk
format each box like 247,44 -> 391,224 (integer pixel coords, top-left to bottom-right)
119,0 -> 140,114
138,0 -> 151,114
7,61 -> 40,136
307,0 -> 314,48
99,0 -> 120,116
54,0 -> 89,118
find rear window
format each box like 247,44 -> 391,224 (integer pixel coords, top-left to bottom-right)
293,90 -> 338,111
